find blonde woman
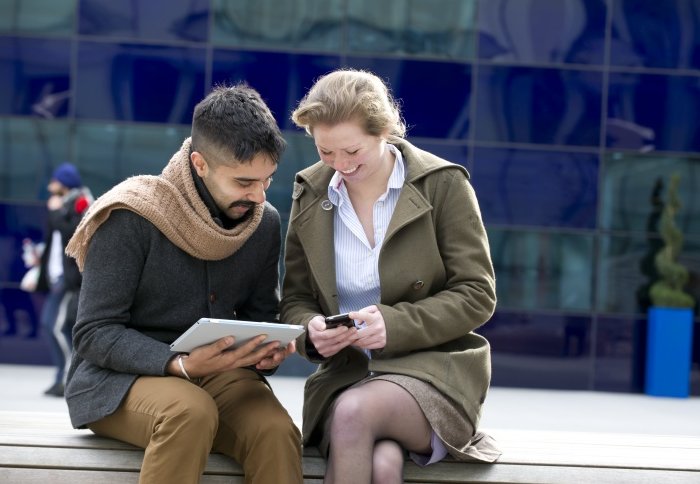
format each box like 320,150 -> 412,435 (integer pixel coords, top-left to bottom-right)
281,69 -> 501,483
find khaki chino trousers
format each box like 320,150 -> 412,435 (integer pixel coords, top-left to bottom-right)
89,368 -> 303,484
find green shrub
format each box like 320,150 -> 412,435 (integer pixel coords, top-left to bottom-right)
649,173 -> 696,309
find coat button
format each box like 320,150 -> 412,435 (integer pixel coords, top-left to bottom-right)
412,280 -> 424,290
209,292 -> 216,303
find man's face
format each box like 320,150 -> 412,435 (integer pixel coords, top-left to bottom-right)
47,179 -> 68,196
191,151 -> 277,220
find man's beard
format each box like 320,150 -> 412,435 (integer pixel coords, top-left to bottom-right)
228,200 -> 257,221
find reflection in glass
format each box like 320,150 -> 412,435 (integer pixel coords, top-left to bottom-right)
75,42 -> 206,124
473,147 -> 598,229
594,316 -> 646,392
606,73 -> 700,153
347,56 -> 472,138
212,0 -> 343,51
74,123 -> 190,197
610,0 -> 700,70
0,119 -> 71,201
488,229 -> 594,311
347,0 -> 477,60
270,131 -> 319,221
0,0 -> 75,35
596,234 -> 700,315
600,152 -> 700,236
412,141 -> 470,170
211,49 -> 340,131
0,37 -> 71,117
79,0 -> 208,42
477,0 -> 607,65
475,65 -> 603,146
479,310 -> 591,389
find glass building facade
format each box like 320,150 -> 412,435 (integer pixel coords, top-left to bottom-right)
0,0 -> 698,394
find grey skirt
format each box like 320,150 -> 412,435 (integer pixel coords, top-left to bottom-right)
319,373 -> 501,463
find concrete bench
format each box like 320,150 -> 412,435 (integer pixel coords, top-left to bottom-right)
1,411 -> 699,483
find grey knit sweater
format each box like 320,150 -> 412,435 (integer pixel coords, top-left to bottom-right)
65,203 -> 281,429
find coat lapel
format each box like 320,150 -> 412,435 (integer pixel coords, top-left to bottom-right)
384,182 -> 432,247
290,189 -> 339,313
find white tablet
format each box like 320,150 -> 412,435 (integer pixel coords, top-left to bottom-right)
170,318 -> 305,353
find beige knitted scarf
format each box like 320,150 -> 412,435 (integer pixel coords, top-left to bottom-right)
66,137 -> 263,271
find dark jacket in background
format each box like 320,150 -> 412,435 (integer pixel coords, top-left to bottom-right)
37,188 -> 92,292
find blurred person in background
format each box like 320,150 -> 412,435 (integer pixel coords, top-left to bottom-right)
35,162 -> 93,397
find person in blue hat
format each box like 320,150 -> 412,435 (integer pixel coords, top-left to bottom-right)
35,162 -> 93,396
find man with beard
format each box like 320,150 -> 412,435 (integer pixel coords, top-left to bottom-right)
63,85 -> 303,483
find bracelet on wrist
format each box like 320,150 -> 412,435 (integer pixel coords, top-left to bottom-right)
177,354 -> 191,381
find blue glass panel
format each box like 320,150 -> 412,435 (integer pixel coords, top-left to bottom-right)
0,119 -> 72,201
79,0 -> 208,42
475,65 -> 603,146
607,73 -> 700,153
212,0 -> 343,51
478,310 -> 592,390
0,288 -> 45,344
0,0 -> 75,36
0,202 -> 46,283
272,132 -> 319,221
473,148 -> 598,229
74,122 -> 191,197
347,0 -> 477,60
597,234 -> 700,315
346,57 -> 472,139
600,152 -> 700,236
593,316 -> 646,392
412,141 -> 470,171
477,0 -> 608,65
610,0 -> 700,70
0,37 -> 71,117
211,49 -> 340,130
597,234 -> 654,315
75,42 -> 206,124
488,229 -> 594,311
0,205 -> 46,347
0,297 -> 50,361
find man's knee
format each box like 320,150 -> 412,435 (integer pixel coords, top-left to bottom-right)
164,387 -> 219,439
253,405 -> 300,445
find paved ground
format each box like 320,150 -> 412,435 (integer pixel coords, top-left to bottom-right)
4,363 -> 700,436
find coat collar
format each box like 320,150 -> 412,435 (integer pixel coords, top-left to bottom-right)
289,138 -> 464,311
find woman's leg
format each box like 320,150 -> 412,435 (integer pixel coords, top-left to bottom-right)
324,380 -> 432,484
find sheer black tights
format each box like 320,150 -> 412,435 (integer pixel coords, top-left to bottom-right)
324,380 -> 433,484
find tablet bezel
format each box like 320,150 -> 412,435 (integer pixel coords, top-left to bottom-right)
169,318 -> 305,353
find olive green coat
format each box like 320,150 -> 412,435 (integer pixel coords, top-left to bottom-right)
280,138 -> 496,446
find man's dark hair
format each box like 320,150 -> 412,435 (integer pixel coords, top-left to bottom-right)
191,84 -> 286,165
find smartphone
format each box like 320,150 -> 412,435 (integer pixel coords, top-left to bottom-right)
324,313 -> 354,329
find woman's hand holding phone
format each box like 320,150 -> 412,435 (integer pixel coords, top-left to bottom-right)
307,314 -> 358,357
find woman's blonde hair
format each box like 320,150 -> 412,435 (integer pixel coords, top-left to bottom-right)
291,69 -> 406,138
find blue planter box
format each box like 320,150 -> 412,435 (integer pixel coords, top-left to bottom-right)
645,307 -> 694,398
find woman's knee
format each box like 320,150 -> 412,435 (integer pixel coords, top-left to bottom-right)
329,391 -> 368,431
372,440 -> 404,484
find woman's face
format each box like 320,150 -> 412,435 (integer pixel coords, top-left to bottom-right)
312,121 -> 389,187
